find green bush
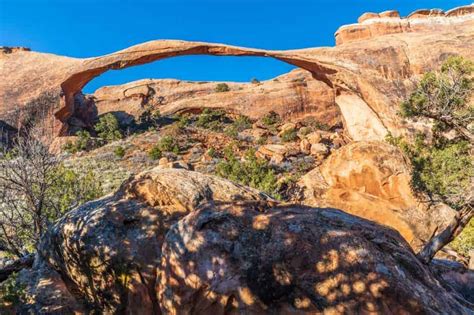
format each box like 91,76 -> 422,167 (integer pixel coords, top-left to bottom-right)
95,113 -> 123,142
148,146 -> 162,160
233,115 -> 252,131
157,136 -> 180,154
261,111 -> 281,126
224,125 -> 239,139
280,128 -> 298,142
216,146 -> 280,198
302,117 -> 330,131
450,219 -> 474,256
114,146 -> 126,158
207,147 -> 217,158
196,109 -> 227,131
177,113 -> 191,128
215,83 -> 230,92
0,272 -> 25,308
47,166 -> 103,216
63,130 -> 94,153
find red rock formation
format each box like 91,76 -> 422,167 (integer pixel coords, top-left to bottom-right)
300,141 -> 457,250
21,168 -> 473,313
335,5 -> 474,45
0,5 -> 473,142
92,70 -> 342,127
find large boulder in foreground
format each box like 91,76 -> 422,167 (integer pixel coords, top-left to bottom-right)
159,203 -> 471,314
300,141 -> 456,250
22,168 -> 273,314
20,168 -> 472,314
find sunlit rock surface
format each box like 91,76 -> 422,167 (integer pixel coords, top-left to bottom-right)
1,5 -> 473,141
300,141 -> 457,250
20,169 -> 471,313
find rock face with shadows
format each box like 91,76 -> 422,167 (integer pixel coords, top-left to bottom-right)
300,141 -> 457,251
159,203 -> 471,314
92,69 -> 342,129
21,168 -> 472,313
21,168 -> 273,314
1,5 -> 473,141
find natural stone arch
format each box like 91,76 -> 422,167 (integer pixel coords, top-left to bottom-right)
56,40 -> 340,132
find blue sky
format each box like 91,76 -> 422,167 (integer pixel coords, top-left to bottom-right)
1,0 -> 469,93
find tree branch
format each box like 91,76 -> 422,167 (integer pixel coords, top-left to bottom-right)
417,205 -> 473,264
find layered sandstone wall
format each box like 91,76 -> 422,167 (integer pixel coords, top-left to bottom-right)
335,5 -> 474,45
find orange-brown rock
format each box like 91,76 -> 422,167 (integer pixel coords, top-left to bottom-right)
335,5 -> 474,45
1,5 -> 473,142
300,141 -> 457,250
93,70 -> 341,127
22,168 -> 273,313
21,168 -> 472,314
159,203 -> 471,314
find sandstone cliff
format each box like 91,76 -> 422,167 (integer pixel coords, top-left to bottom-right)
1,4 -> 473,141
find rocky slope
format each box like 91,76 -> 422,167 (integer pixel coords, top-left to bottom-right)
1,4 -> 473,141
1,4 -> 473,313
20,169 -> 473,314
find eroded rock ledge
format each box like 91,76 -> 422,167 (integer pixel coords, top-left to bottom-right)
335,4 -> 474,45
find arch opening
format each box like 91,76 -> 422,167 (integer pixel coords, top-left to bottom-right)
56,40 -> 340,136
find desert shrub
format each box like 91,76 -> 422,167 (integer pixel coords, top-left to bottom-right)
387,56 -> 474,261
399,56 -> 473,133
139,109 -> 161,127
224,126 -> 238,139
450,219 -> 474,256
216,146 -> 280,198
63,130 -> 94,153
251,78 -> 260,84
256,136 -> 267,145
298,126 -> 312,136
302,117 -> 330,131
157,135 -> 180,154
261,111 -> 281,126
391,56 -> 474,210
280,128 -> 298,142
233,115 -> 252,131
95,113 -> 123,142
47,165 -> 103,216
0,272 -> 26,308
196,109 -> 227,131
148,146 -> 162,160
207,147 -> 217,158
114,146 -> 126,158
215,83 -> 230,93
0,136 -> 103,257
177,113 -> 191,128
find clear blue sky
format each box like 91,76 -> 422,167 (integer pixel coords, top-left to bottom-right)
1,0 -> 469,93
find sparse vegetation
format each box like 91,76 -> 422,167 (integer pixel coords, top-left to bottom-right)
387,56 -> 474,263
157,135 -> 180,154
233,115 -> 252,131
216,145 -> 280,198
63,130 -> 95,153
95,113 -> 123,142
215,83 -> 230,93
0,135 -> 103,258
251,78 -> 260,84
302,117 -> 330,131
0,272 -> 25,308
114,146 -> 126,158
280,128 -> 298,142
148,146 -> 162,160
261,111 -> 281,127
196,108 -> 228,131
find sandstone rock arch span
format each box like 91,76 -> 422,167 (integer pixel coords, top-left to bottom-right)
56,41 -> 340,131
